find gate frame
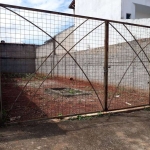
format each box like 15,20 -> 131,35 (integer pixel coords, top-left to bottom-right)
0,3 -> 150,122
104,21 -> 109,111
0,71 -> 2,122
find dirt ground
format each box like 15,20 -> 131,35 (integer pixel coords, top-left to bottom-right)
0,110 -> 150,150
2,75 -> 149,122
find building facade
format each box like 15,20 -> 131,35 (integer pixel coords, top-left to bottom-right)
69,0 -> 150,20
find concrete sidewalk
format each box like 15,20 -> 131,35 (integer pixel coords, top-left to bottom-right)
0,110 -> 150,150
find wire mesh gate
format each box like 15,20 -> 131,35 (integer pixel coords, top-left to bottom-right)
0,3 -> 149,122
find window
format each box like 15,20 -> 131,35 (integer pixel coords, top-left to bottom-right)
126,13 -> 131,19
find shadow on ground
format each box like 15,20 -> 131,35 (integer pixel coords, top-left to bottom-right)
0,121 -> 67,142
0,110 -> 150,150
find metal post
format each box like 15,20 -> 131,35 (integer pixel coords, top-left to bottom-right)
149,61 -> 150,105
104,21 -> 109,111
52,36 -> 56,77
65,55 -> 66,79
0,45 -> 2,122
148,73 -> 150,105
149,79 -> 150,106
0,73 -> 2,122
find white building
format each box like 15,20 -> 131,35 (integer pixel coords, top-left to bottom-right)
68,0 -> 150,51
69,0 -> 150,20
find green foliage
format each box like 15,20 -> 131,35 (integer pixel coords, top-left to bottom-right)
58,113 -> 64,119
76,115 -> 92,120
97,111 -> 103,117
68,89 -> 75,94
58,113 -> 62,117
145,107 -> 150,111
68,89 -> 82,95
2,73 -> 52,81
77,115 -> 83,120
69,112 -> 105,121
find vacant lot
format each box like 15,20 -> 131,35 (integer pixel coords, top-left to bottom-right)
0,110 -> 150,150
2,75 -> 149,122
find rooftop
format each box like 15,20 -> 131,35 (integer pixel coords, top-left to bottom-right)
69,0 -> 75,9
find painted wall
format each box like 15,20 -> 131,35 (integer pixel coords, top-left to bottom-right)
75,0 -> 122,20
73,0 -> 150,51
36,26 -> 74,75
135,4 -> 150,19
36,26 -> 74,58
74,18 -> 150,51
122,0 -> 150,19
75,0 -> 150,20
38,40 -> 149,91
0,43 -> 36,73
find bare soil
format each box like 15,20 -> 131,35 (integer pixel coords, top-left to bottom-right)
1,74 -> 149,122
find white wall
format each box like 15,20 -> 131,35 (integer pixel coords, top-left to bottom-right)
122,0 -> 150,19
135,4 -> 150,19
75,0 -> 122,20
75,0 -> 150,20
72,0 -> 150,51
74,18 -> 150,51
36,26 -> 74,58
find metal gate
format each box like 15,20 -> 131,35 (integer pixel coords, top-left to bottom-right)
0,3 -> 149,122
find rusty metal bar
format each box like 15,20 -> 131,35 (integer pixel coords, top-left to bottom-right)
3,6 -> 90,112
0,76 -> 2,122
149,80 -> 150,106
52,36 -> 56,77
108,42 -> 150,109
23,22 -> 105,112
149,68 -> 150,105
1,3 -> 149,122
1,3 -> 150,29
123,24 -> 150,63
0,54 -> 2,122
104,21 -> 109,111
0,41 -> 2,122
4,105 -> 150,125
108,23 -> 150,109
109,23 -> 150,77
148,51 -> 150,106
3,4 -> 105,112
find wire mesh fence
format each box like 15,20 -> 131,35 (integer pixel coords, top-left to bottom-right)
108,23 -> 150,110
0,3 -> 149,122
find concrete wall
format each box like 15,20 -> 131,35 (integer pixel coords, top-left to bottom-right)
135,4 -> 150,19
54,26 -> 74,54
0,43 -> 36,73
74,18 -> 150,51
1,36 -> 149,92
35,14 -> 150,91
75,0 -> 122,20
75,0 -> 150,20
36,26 -> 74,59
0,25 -> 74,75
36,26 -> 75,75
74,0 -> 150,52
122,0 -> 150,19
52,39 -> 150,91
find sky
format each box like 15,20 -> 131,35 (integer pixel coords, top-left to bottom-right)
0,0 -> 74,44
0,0 -> 73,13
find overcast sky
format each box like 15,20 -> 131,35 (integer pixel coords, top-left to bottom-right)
0,0 -> 73,13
